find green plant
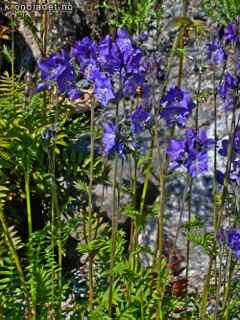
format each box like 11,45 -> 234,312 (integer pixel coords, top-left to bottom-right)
202,0 -> 240,23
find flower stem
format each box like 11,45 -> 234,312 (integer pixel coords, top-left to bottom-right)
108,153 -> 119,317
88,104 -> 95,311
222,252 -> 234,319
108,104 -> 119,317
24,172 -> 36,320
200,256 -> 213,319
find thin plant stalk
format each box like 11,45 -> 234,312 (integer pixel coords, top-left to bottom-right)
212,66 -> 220,320
222,252 -> 234,319
108,153 -> 119,316
185,180 -> 192,289
186,57 -> 201,291
48,97 -> 62,316
200,257 -> 214,320
49,148 -> 57,312
108,105 -> 119,316
25,172 -> 33,238
154,21 -> 186,320
88,103 -> 95,310
128,152 -> 138,271
24,172 -> 36,320
214,244 -> 223,320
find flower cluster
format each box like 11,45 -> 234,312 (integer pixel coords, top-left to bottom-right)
102,104 -> 151,158
218,227 -> 240,259
72,28 -> 147,106
167,128 -> 214,177
205,38 -> 226,65
219,73 -> 239,111
224,21 -> 240,43
205,20 -> 240,65
160,87 -> 195,128
216,128 -> 240,185
37,49 -> 80,100
130,105 -> 151,134
36,28 -> 147,108
102,122 -> 125,157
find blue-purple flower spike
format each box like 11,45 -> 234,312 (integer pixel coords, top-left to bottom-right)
224,22 -> 239,43
160,87 -> 195,127
205,38 -> 227,65
130,105 -> 151,134
102,122 -> 125,157
167,128 -> 214,177
37,49 -> 80,99
227,228 -> 240,258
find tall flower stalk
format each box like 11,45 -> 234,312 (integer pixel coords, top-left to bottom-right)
88,101 -> 96,310
155,13 -> 187,302
24,171 -> 36,319
108,149 -> 119,316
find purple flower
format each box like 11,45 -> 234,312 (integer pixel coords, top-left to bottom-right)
130,105 -> 151,134
227,228 -> 240,258
216,169 -> 225,185
38,49 -> 80,99
70,27 -> 147,104
217,227 -> 240,258
71,37 -> 97,73
217,128 -> 240,185
115,28 -> 133,54
224,22 -> 239,42
218,128 -> 240,158
122,74 -> 145,97
123,48 -> 143,74
68,88 -> 81,100
97,35 -> 122,73
42,126 -> 55,141
219,73 -> 238,110
160,87 -> 195,127
205,38 -> 226,64
216,160 -> 240,186
102,122 -> 125,157
88,67 -> 115,106
167,128 -> 214,177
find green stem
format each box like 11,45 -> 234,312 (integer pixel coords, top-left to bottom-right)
108,103 -> 119,316
49,99 -> 62,317
88,104 -> 95,310
182,0 -> 189,16
24,172 -> 36,319
130,153 -> 138,270
185,179 -> 192,290
140,287 -> 144,320
25,173 -> 32,238
200,257 -> 213,319
108,154 -> 119,317
222,253 -> 234,319
214,245 -> 223,320
50,150 -> 56,312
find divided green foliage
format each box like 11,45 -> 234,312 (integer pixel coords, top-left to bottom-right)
100,0 -> 160,34
202,0 -> 240,23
